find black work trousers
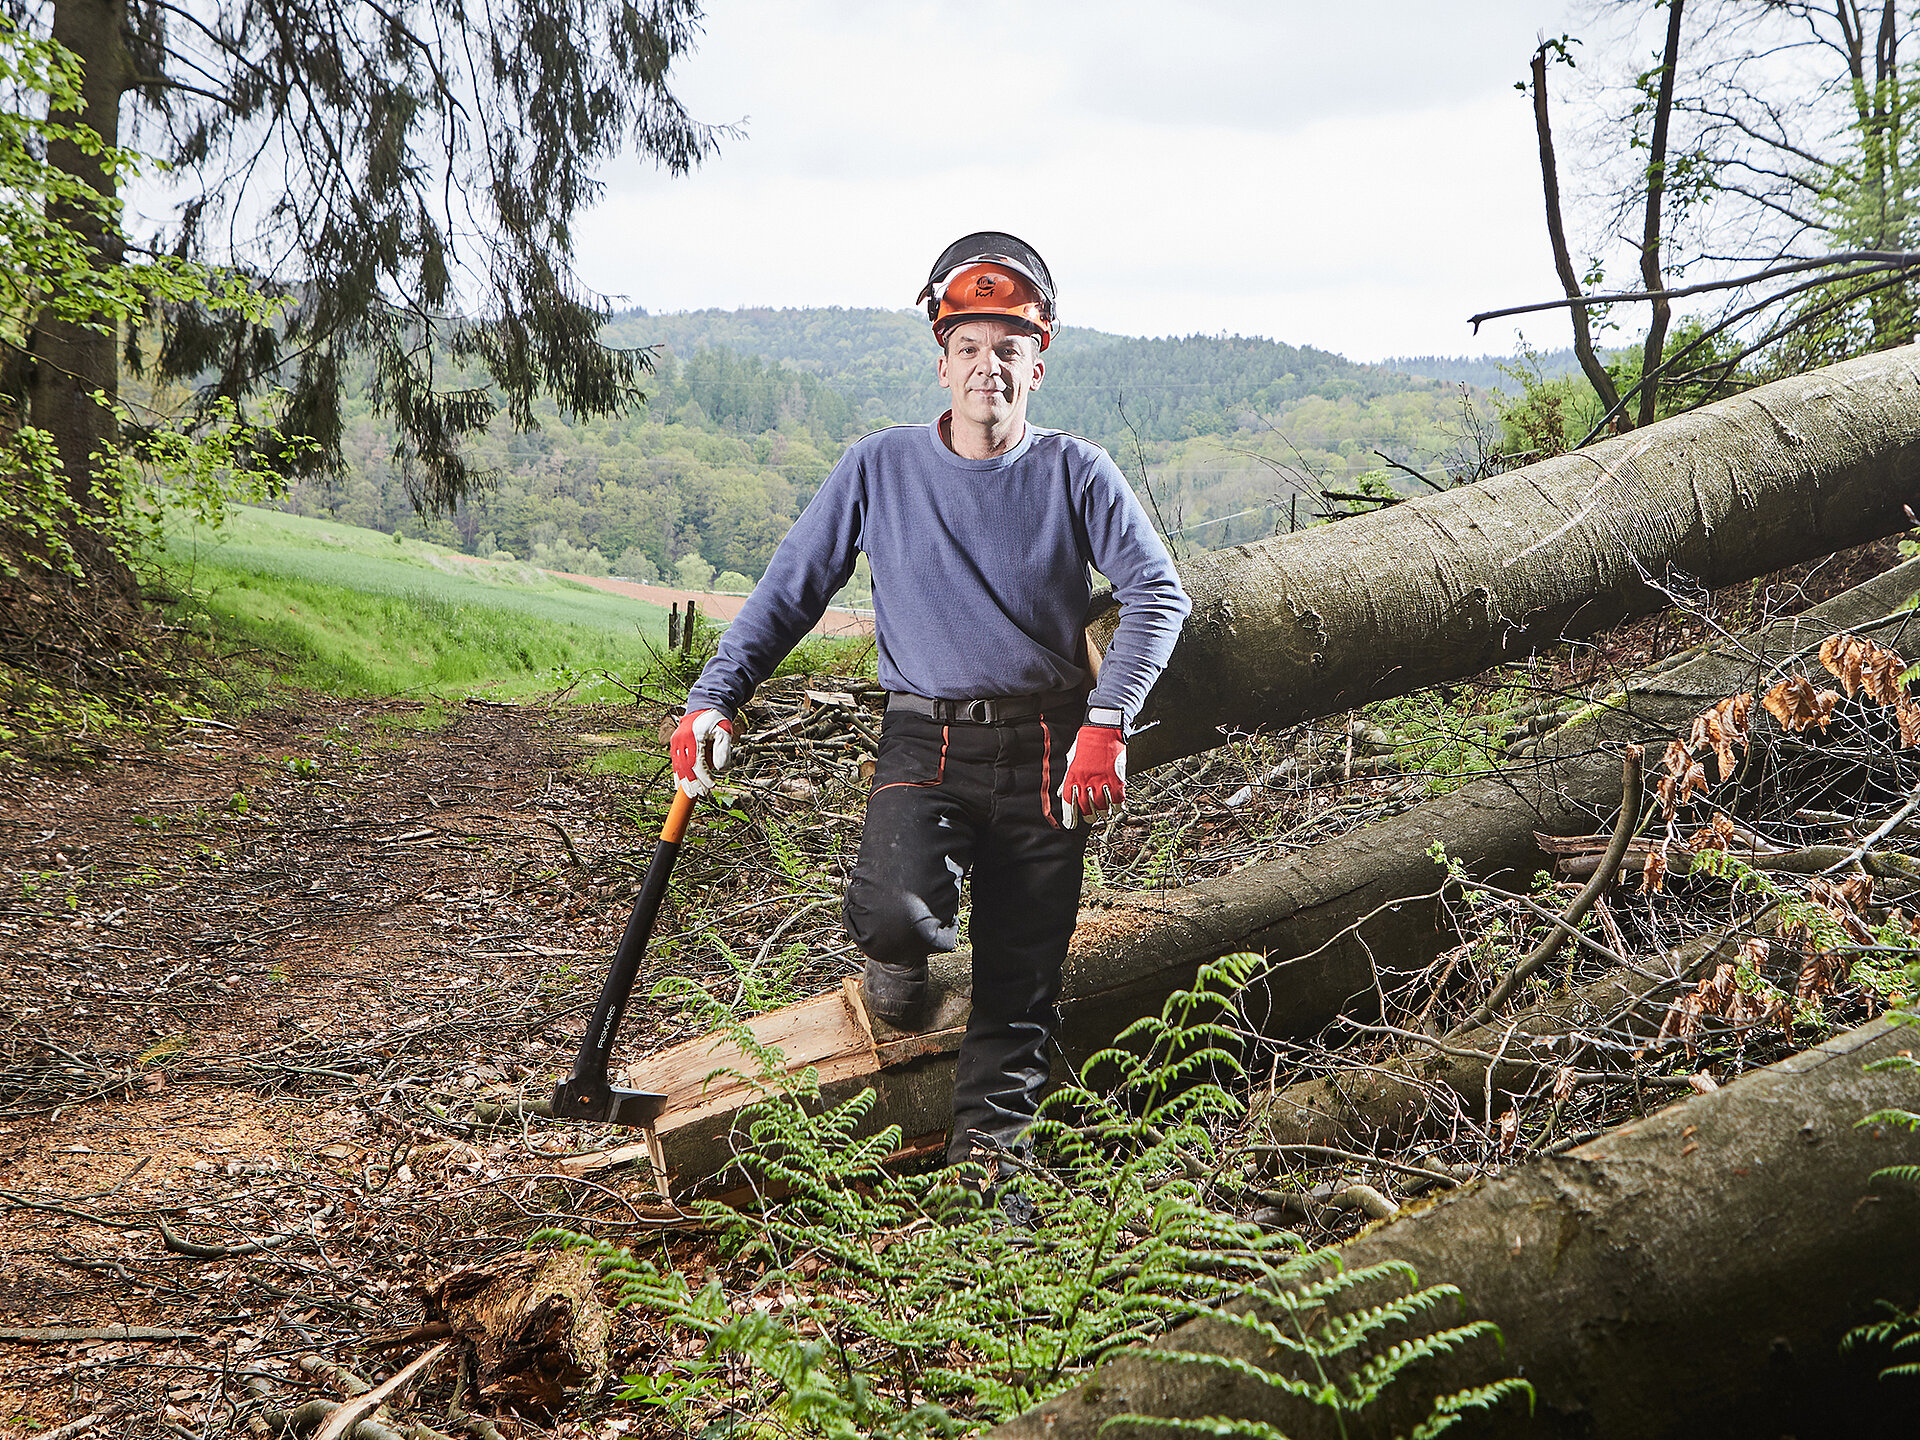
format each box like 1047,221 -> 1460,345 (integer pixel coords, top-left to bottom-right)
842,705 -> 1088,1165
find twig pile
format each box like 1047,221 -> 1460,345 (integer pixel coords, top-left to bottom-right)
1234,622 -> 1920,1243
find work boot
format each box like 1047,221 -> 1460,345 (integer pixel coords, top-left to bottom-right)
939,1142 -> 1042,1232
861,956 -> 929,1030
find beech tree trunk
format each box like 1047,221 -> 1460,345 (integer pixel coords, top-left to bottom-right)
620,557 -> 1920,1192
995,1015 -> 1920,1439
1105,346 -> 1920,770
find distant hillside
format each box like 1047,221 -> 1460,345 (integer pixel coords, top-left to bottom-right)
605,306 -> 1466,459
276,306 -> 1516,588
1379,349 -> 1584,391
603,306 -> 930,427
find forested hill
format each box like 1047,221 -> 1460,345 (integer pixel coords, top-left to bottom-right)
602,306 -> 1472,456
1378,350 -> 1581,390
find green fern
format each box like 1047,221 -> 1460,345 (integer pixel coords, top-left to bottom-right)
545,952 -> 1317,1435
1400,1378 -> 1539,1438
544,951 -> 1536,1435
1115,1273 -> 1529,1431
1843,1299 -> 1920,1384
1857,1008 -> 1920,1160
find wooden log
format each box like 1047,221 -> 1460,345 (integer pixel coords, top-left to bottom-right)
1107,346 -> 1920,769
604,557 -> 1920,1193
994,1014 -> 1920,1438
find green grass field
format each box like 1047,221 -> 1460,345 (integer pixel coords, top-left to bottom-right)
157,505 -> 672,700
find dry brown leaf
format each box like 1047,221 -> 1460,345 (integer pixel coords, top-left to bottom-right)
1656,739 -> 1712,819
1640,838 -> 1670,895
1819,634 -> 1862,695
1686,1072 -> 1720,1094
1552,1066 -> 1577,1104
1797,950 -> 1841,1001
1807,875 -> 1877,947
1688,694 -> 1752,783
1497,1108 -> 1519,1154
1863,643 -> 1910,708
1761,675 -> 1842,733
1688,812 -> 1738,853
1660,737 -> 1690,784
1656,959 -> 1788,1061
1818,632 -> 1911,707
1655,972 -> 1710,1062
1836,872 -> 1875,911
1897,700 -> 1920,749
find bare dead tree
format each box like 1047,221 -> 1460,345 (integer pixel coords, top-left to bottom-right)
1636,0 -> 1688,425
1531,36 -> 1629,422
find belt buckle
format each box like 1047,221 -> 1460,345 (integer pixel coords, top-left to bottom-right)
963,699 -> 993,724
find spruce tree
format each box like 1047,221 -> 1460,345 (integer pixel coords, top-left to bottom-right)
11,0 -> 721,540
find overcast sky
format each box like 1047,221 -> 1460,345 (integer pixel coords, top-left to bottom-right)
574,0 -> 1598,362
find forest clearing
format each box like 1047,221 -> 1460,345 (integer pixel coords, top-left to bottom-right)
9,0 -> 1920,1434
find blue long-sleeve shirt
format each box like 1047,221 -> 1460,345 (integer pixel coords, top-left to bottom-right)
685,419 -> 1190,726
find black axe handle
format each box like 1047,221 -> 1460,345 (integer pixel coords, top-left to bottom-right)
549,787 -> 693,1125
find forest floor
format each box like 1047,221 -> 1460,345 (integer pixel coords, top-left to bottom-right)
0,537 -> 1908,1440
0,696 -> 711,1438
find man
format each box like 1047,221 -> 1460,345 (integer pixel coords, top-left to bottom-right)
671,232 -> 1190,1167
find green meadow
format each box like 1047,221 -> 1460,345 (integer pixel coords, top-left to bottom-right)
158,505 -> 672,700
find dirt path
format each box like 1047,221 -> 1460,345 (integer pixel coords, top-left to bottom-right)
0,698 -> 760,1438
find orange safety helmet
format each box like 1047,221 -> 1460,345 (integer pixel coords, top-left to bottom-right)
917,231 -> 1057,350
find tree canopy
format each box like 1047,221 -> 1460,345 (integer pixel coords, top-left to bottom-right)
8,0 -> 724,516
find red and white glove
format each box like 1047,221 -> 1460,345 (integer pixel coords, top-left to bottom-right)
671,709 -> 734,798
1059,724 -> 1126,829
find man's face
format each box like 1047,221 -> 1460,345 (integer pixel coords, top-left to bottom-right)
938,319 -> 1044,430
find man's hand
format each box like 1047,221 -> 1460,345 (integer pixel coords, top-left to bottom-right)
671,709 -> 735,797
1059,724 -> 1125,829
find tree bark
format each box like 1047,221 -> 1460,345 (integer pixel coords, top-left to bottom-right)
28,0 -> 134,586
617,556 -> 1920,1192
1104,347 -> 1920,771
996,1013 -> 1920,1439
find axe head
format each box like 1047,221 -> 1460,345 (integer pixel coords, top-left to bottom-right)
550,1076 -> 669,1127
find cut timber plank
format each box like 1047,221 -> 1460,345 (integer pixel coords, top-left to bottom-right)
565,981 -> 969,1189
626,989 -> 876,1133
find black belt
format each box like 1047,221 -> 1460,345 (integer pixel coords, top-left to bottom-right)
887,690 -> 1085,724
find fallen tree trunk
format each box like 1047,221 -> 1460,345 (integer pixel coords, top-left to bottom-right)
614,558 -> 1920,1192
1102,346 -> 1920,769
995,1014 -> 1920,1439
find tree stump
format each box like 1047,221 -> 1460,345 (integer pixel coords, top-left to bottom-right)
421,1249 -> 609,1420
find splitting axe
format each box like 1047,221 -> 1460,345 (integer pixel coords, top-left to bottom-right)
549,787 -> 694,1132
